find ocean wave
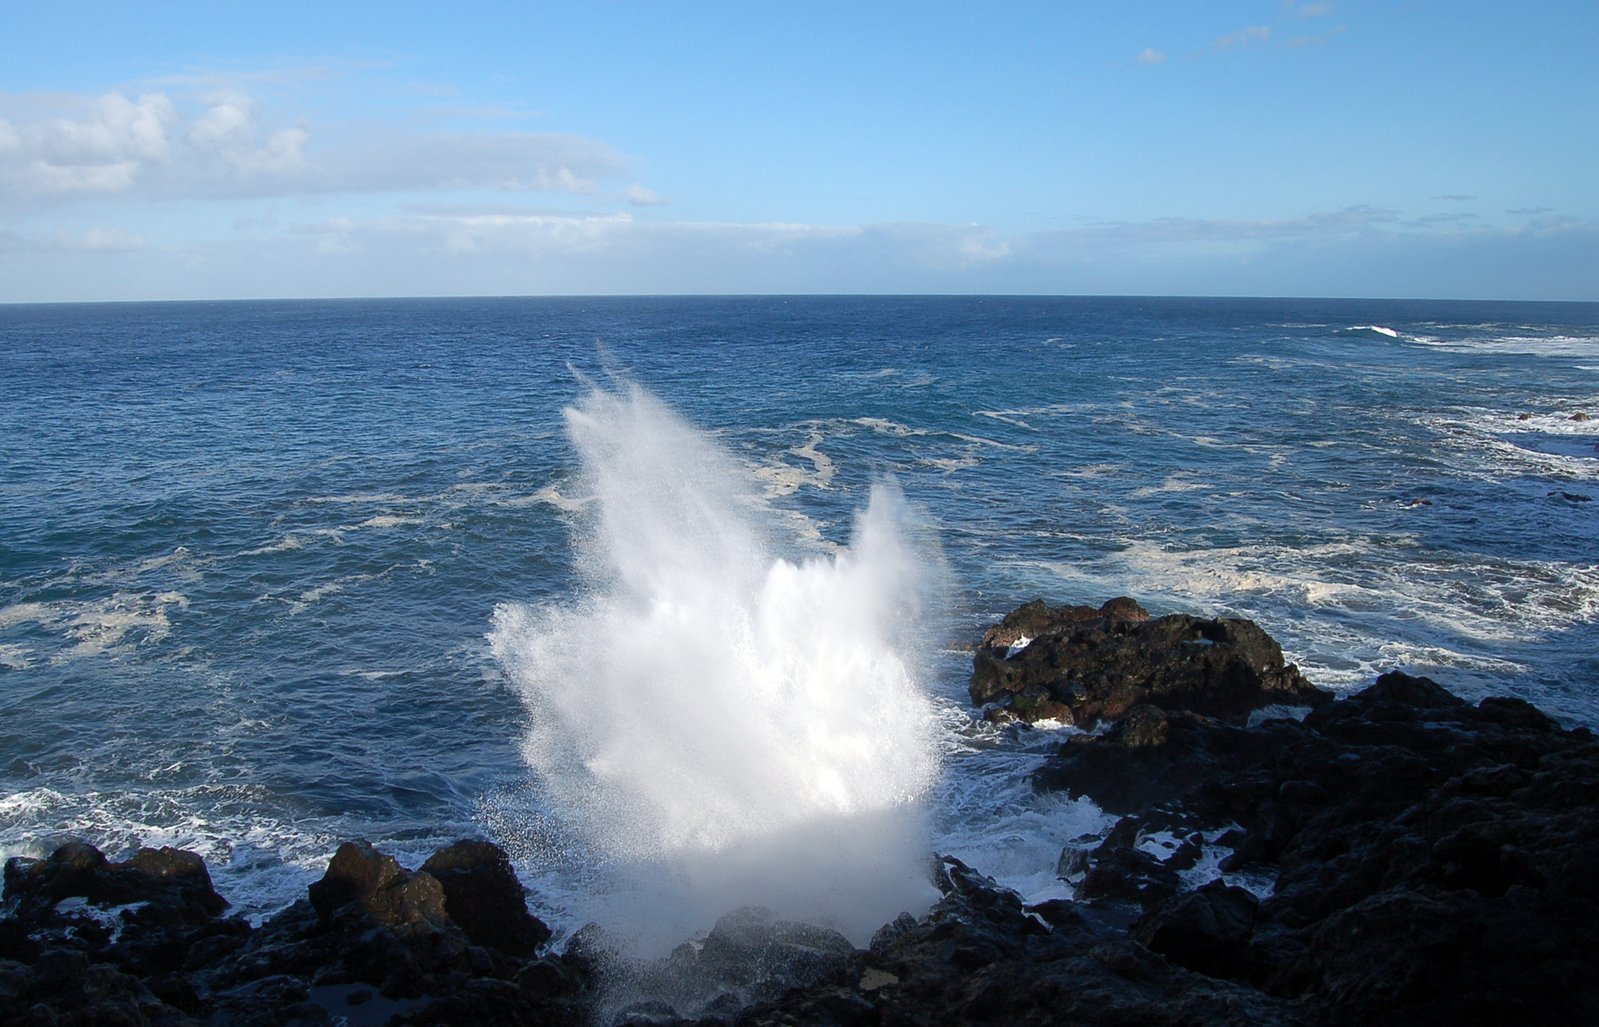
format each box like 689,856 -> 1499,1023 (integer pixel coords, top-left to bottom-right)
1420,409 -> 1599,479
927,700 -> 1111,905
1407,333 -> 1599,358
1017,536 -> 1599,707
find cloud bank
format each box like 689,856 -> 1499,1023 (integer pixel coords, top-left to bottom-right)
0,87 -> 629,203
1,67 -> 1591,304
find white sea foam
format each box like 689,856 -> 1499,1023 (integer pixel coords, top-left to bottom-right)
236,535 -> 306,557
1020,534 -> 1599,699
308,491 -> 410,505
1409,333 -> 1599,358
1129,474 -> 1210,499
525,484 -> 591,512
928,710 -> 1111,906
490,383 -> 945,952
347,515 -> 428,530
752,429 -> 837,497
0,602 -> 55,630
0,783 -> 347,923
0,643 -> 33,669
285,574 -> 376,615
1420,409 -> 1599,481
1,592 -> 188,660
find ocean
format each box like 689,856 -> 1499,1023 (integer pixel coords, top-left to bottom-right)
3,295 -> 1596,945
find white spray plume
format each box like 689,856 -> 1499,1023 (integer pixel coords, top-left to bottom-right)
490,383 -> 944,950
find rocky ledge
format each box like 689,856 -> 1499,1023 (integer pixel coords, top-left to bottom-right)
4,598 -> 1597,1025
969,597 -> 1331,726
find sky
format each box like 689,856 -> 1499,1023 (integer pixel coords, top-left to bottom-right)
2,1 -> 1596,302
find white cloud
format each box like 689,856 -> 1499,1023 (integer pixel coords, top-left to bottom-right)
18,158 -> 141,194
5,205 -> 1596,302
48,227 -> 147,251
624,183 -> 665,206
322,132 -> 622,195
0,92 -> 176,195
188,94 -> 307,175
1033,205 -> 1398,252
1214,25 -> 1271,49
0,86 -> 627,204
1136,48 -> 1166,65
427,210 -> 636,254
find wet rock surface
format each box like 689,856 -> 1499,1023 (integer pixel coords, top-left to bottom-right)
4,598 -> 1596,1025
1,838 -> 586,1026
970,597 -> 1331,726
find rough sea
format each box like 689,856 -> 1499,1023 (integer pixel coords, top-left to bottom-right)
3,296 -> 1596,944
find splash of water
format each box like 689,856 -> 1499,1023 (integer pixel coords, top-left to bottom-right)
489,383 -> 944,949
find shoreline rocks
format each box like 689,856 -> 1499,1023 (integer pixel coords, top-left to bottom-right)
4,597 -> 1597,1025
970,597 -> 1331,726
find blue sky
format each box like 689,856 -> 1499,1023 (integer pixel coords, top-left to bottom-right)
2,1 -> 1595,301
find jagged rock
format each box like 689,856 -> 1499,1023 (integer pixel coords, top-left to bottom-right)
717,856 -> 1304,1026
421,839 -> 552,955
970,598 -> 1330,726
1131,880 -> 1258,977
1033,669 -> 1599,1023
3,842 -> 227,925
0,837 -> 584,1025
696,906 -> 855,990
307,840 -> 449,934
1035,704 -> 1303,814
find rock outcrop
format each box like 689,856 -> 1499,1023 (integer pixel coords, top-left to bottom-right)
970,597 -> 1331,726
1,837 -> 583,1026
1033,668 -> 1599,1025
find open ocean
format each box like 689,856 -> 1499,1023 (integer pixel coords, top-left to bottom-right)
3,295 -> 1597,941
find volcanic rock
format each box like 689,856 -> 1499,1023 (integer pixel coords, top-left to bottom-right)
421,839 -> 552,956
1,837 -> 577,1026
1036,670 -> 1599,1024
970,597 -> 1330,726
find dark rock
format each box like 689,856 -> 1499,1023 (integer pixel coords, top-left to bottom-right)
0,837 -> 588,1026
1036,704 -> 1293,813
727,855 -> 1305,1025
1031,665 -> 1599,1023
697,906 -> 855,987
1075,846 -> 1179,910
971,598 -> 1330,726
3,842 -> 226,924
1131,880 -> 1258,977
307,839 -> 448,934
421,839 -> 552,955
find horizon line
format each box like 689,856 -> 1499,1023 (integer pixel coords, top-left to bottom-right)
6,291 -> 1599,309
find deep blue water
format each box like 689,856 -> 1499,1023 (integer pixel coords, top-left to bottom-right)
3,295 -> 1597,922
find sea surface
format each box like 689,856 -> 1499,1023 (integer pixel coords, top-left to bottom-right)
3,295 -> 1597,938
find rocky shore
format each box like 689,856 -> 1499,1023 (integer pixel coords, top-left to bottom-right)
5,597 -> 1597,1025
